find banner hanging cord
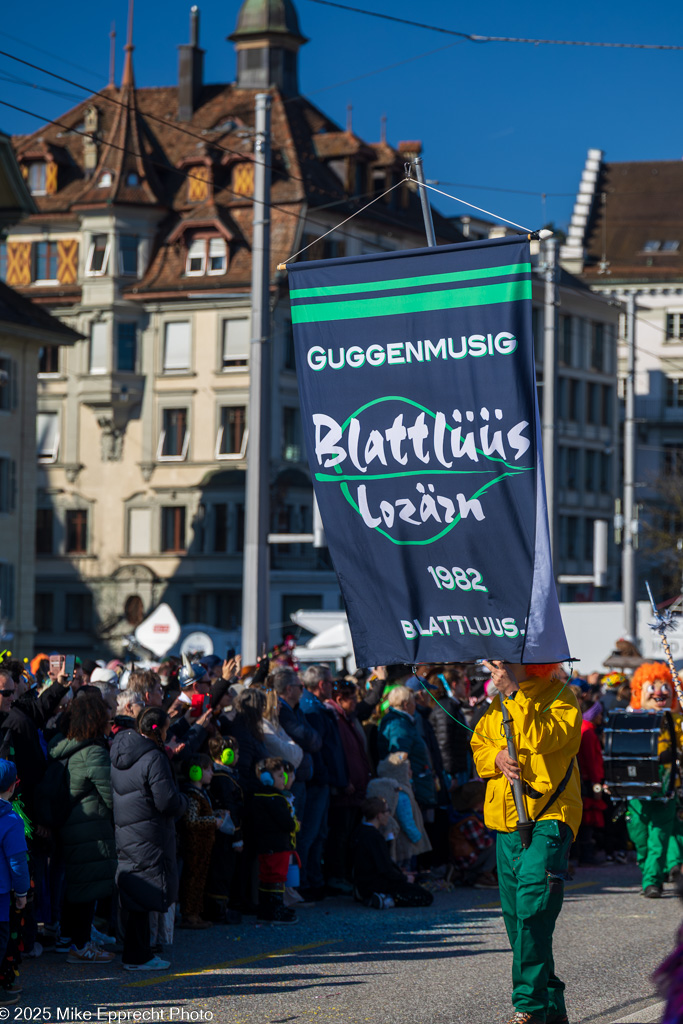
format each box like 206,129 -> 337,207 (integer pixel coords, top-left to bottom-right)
412,177 -> 539,234
277,178 -> 409,268
278,173 -> 551,269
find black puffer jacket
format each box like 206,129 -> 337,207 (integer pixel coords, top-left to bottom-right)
429,696 -> 471,776
110,730 -> 187,913
0,681 -> 68,821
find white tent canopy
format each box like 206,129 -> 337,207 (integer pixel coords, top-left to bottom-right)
290,610 -> 355,671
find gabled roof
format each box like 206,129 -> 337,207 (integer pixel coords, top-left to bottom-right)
564,153 -> 683,283
11,69 -> 463,298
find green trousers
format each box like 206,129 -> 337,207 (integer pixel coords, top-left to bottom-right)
497,819 -> 573,1021
626,798 -> 683,890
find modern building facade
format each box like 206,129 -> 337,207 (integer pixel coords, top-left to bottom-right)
3,0 -> 463,656
561,148 -> 683,598
452,215 -> 622,600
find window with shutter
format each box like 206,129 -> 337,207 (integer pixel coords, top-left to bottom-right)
128,508 -> 152,555
186,239 -> 206,275
222,318 -> 249,370
90,322 -> 108,374
208,238 -> 227,275
163,322 -> 191,372
28,163 -> 47,195
36,412 -> 60,462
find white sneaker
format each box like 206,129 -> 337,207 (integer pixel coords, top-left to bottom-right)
91,926 -> 116,946
66,941 -> 115,964
122,955 -> 171,972
27,941 -> 43,958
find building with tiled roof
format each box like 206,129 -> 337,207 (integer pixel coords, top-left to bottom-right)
2,0 -> 463,655
561,148 -> 683,598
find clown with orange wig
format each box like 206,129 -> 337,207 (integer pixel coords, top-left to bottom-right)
472,661 -> 581,1024
625,661 -> 683,899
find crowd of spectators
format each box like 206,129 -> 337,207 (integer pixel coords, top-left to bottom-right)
0,649 -> 645,1004
0,651 -> 499,1001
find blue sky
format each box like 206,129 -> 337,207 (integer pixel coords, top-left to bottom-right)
1,0 -> 682,232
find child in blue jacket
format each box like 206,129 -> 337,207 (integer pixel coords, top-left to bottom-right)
0,760 -> 29,1005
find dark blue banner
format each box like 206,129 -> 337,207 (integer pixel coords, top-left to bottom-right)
288,236 -> 569,667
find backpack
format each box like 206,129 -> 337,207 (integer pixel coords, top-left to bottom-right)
34,754 -> 76,830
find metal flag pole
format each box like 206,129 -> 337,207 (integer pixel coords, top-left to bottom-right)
501,698 -> 534,848
645,580 -> 683,711
241,92 -> 272,664
412,156 -> 436,248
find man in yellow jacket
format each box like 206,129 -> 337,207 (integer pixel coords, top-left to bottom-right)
471,661 -> 582,1024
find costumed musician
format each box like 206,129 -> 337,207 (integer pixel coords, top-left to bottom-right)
471,661 -> 582,1024
623,662 -> 683,898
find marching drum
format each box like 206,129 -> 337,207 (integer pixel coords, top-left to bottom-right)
603,710 -> 679,800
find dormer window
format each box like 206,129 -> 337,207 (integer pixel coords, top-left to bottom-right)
86,234 -> 110,276
208,238 -> 227,274
98,171 -> 113,188
28,162 -> 47,196
126,172 -> 140,186
185,237 -> 227,277
643,240 -> 661,252
186,239 -> 206,276
662,241 -> 680,252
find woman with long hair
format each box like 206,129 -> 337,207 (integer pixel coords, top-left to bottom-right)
262,690 -> 304,768
110,706 -> 187,971
49,691 -> 116,965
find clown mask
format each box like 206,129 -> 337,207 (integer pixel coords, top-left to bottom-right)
640,678 -> 673,711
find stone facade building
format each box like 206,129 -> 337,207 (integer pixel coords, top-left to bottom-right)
3,0 -> 462,655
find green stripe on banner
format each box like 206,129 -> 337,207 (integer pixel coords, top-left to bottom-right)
291,279 -> 532,325
290,262 -> 531,299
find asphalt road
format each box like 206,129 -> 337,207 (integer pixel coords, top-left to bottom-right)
13,863 -> 679,1024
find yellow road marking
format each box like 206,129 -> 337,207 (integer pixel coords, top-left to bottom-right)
124,939 -> 338,989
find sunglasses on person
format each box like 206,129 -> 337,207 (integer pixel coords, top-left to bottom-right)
0,689 -> 15,698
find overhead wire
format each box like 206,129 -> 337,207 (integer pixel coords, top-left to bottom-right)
302,0 -> 683,50
0,95 -> 420,260
0,28 -> 106,82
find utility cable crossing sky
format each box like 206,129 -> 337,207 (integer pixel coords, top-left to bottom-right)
304,0 -> 683,50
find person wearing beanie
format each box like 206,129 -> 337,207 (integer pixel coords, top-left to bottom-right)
0,759 -> 29,1005
471,661 -> 582,1024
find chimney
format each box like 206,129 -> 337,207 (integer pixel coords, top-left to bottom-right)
178,6 -> 204,122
